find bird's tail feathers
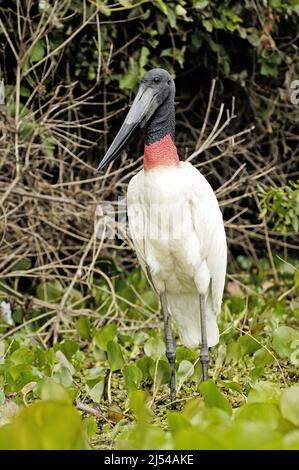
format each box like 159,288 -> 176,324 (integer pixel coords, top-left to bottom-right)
166,292 -> 219,348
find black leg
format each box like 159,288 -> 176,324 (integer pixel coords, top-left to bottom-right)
160,293 -> 176,409
199,294 -> 209,381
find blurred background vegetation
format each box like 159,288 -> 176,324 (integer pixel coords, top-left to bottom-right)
0,0 -> 299,450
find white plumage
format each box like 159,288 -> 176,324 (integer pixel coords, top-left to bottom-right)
127,161 -> 227,349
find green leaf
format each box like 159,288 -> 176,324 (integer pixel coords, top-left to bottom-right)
139,46 -> 150,70
118,0 -> 133,7
202,19 -> 213,32
294,271 -> 299,288
36,280 -> 64,303
55,351 -> 75,376
280,385 -> 299,427
173,428 -> 220,450
225,340 -> 242,363
176,346 -> 198,363
155,0 -> 168,16
221,422 -> 280,450
10,347 -> 34,366
107,340 -> 124,371
253,348 -> 274,367
248,381 -> 281,404
68,289 -> 84,309
144,337 -> 165,360
237,403 -> 280,430
220,380 -> 242,393
260,62 -> 279,78
199,380 -> 232,415
283,430 -> 299,449
249,367 -> 265,381
129,390 -> 152,423
119,58 -> 139,90
98,2 -> 111,16
41,382 -> 71,403
0,401 -> 87,450
76,316 -> 91,340
136,356 -> 154,381
20,86 -> 31,98
272,326 -> 299,358
88,379 -> 105,404
41,135 -> 55,158
193,0 -> 209,9
236,255 -> 253,270
30,41 -> 45,62
124,364 -> 143,394
84,416 -> 98,439
177,360 -> 194,387
12,258 -> 32,272
167,411 -> 191,434
238,335 -> 261,356
54,366 -> 73,389
292,216 -> 299,232
56,339 -> 79,360
150,359 -> 171,386
161,47 -> 185,68
290,340 -> 299,365
20,122 -> 35,140
94,323 -> 117,351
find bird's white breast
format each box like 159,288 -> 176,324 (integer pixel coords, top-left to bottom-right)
128,162 -> 220,294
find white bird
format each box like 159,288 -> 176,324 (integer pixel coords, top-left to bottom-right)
98,69 -> 227,407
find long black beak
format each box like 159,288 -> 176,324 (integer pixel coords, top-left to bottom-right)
97,85 -> 159,171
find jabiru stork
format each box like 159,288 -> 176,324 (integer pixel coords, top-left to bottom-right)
97,68 -> 227,407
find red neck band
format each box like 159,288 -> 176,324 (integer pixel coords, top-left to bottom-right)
143,134 -> 179,171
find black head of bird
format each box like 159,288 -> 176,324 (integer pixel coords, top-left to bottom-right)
97,68 -> 176,171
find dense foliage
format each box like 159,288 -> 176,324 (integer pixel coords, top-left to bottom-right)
1,258 -> 299,449
1,0 -> 298,264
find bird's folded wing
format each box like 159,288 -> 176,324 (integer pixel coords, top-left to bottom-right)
187,163 -> 227,314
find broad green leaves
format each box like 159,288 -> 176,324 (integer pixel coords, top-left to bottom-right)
107,340 -> 125,371
0,401 -> 87,450
237,403 -> 280,430
177,360 -> 194,389
88,380 -> 105,404
199,380 -> 232,415
94,323 -> 117,351
76,316 -> 91,340
144,337 -> 165,360
248,381 -> 281,404
280,386 -> 299,427
30,41 -> 45,62
119,381 -> 299,450
272,326 -> 299,364
36,280 -> 64,303
124,364 -> 143,394
41,382 -> 71,402
1,262 -> 299,450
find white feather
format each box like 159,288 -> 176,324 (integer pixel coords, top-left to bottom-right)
127,161 -> 227,348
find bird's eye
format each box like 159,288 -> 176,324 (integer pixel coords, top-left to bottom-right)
167,79 -> 170,85
153,77 -> 160,83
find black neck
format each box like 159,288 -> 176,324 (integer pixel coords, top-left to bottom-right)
145,97 -> 175,145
